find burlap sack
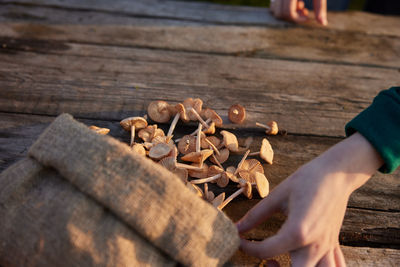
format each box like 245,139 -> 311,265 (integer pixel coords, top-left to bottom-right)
0,114 -> 240,267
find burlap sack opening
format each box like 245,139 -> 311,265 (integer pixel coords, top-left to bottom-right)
0,114 -> 240,267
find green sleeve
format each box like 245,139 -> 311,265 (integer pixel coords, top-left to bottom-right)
345,87 -> 400,173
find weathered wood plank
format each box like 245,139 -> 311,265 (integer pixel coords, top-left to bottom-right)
226,246 -> 400,266
2,0 -> 400,37
1,42 -> 399,137
1,113 -> 398,212
1,23 -> 399,69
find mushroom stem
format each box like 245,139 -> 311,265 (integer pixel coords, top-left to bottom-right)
167,113 -> 180,137
249,152 -> 260,156
211,154 -> 224,169
256,122 -> 271,131
189,108 -> 210,129
175,162 -> 204,171
130,125 -> 136,146
218,187 -> 244,210
234,149 -> 250,175
196,123 -> 202,153
190,173 -> 222,184
174,118 -> 212,143
205,139 -> 220,156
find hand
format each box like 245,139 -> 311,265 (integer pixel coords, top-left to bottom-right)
236,132 -> 383,266
270,0 -> 328,26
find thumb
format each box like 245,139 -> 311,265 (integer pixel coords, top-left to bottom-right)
236,185 -> 286,234
313,0 -> 328,25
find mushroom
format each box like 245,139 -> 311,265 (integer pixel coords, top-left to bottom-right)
188,163 -> 209,178
186,183 -> 204,198
249,138 -> 274,164
218,179 -> 252,210
225,166 -> 240,183
256,121 -> 279,135
167,103 -> 189,137
203,183 -> 215,202
180,149 -> 213,164
238,159 -> 264,184
228,104 -> 246,124
131,143 -> 146,156
183,98 -> 203,121
212,192 -> 225,208
138,125 -> 164,143
254,172 -> 269,198
147,100 -> 172,123
159,156 -> 188,184
89,125 -> 110,135
210,154 -> 224,169
120,117 -> 148,146
210,148 -> 229,165
220,130 -> 239,152
201,108 -> 223,127
177,135 -> 197,154
148,143 -> 172,160
190,165 -> 223,185
234,149 -> 251,176
203,138 -> 220,156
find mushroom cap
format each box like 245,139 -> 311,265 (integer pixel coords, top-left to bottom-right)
131,143 -> 146,156
216,174 -> 229,188
89,125 -> 110,135
228,104 -> 246,124
138,125 -> 163,142
220,130 -> 239,152
147,100 -> 172,123
239,179 -> 253,199
187,183 -> 204,197
149,143 -> 172,160
267,121 -> 279,135
208,165 -> 224,176
238,159 -> 264,183
206,190 -> 215,202
172,168 -> 188,184
223,167 -> 240,183
180,149 -> 213,163
206,136 -> 221,148
188,163 -> 209,178
120,117 -> 148,131
177,135 -> 197,154
202,122 -> 216,135
254,172 -> 269,198
174,103 -> 190,123
212,192 -> 225,208
210,148 -> 229,165
260,138 -> 274,164
201,108 -> 223,127
159,156 -> 176,171
183,98 -> 203,121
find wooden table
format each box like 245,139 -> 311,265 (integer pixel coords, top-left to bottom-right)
0,0 -> 399,266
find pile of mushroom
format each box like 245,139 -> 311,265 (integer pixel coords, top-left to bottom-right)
115,99 -> 280,211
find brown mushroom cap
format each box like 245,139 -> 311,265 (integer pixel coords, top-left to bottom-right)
120,117 -> 148,131
238,159 -> 264,183
188,163 -> 209,178
177,135 -> 197,155
228,104 -> 246,124
159,156 -> 176,170
149,143 -> 172,160
220,130 -> 239,152
210,148 -> 229,165
223,166 -> 240,183
180,149 -> 213,163
254,172 -> 269,198
201,108 -> 223,127
212,192 -> 225,208
267,121 -> 279,135
183,98 -> 203,121
89,125 -> 110,135
216,174 -> 229,188
147,100 -> 172,123
202,122 -> 216,135
206,136 -> 221,148
174,103 -> 190,123
132,143 -> 146,156
138,125 -> 161,142
208,165 -> 224,176
259,138 -> 274,164
239,179 -> 253,199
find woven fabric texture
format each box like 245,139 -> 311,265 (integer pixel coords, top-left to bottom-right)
0,113 -> 239,267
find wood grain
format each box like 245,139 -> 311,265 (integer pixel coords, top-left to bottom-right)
1,41 -> 399,137
2,0 -> 400,37
1,23 -> 399,69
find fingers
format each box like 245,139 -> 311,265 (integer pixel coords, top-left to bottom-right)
239,226 -> 297,259
316,249 -> 336,267
291,245 -> 325,267
236,185 -> 286,234
334,246 -> 347,267
313,0 -> 328,25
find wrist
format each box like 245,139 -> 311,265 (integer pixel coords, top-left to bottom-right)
320,132 -> 384,193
